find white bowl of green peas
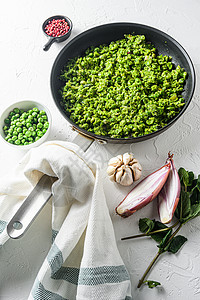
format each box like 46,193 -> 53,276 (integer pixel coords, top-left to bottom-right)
0,100 -> 51,149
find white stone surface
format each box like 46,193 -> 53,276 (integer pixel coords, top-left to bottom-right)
0,0 -> 200,299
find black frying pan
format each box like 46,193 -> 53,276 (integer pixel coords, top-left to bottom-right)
50,23 -> 195,144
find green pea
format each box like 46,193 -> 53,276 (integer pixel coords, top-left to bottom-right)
13,108 -> 20,114
8,128 -> 14,134
39,110 -> 46,115
28,137 -> 33,142
18,133 -> 23,140
14,139 -> 21,145
37,123 -> 43,129
43,122 -> 49,129
41,115 -> 47,120
21,112 -> 28,119
38,117 -> 44,123
12,136 -> 17,141
9,112 -> 15,117
37,131 -> 43,137
28,115 -> 33,121
13,131 -> 18,136
25,131 -> 32,137
4,118 -> 10,125
26,122 -> 32,128
32,112 -> 37,117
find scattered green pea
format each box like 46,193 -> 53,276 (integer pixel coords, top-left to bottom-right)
3,106 -> 49,145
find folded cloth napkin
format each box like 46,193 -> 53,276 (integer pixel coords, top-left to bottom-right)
0,141 -> 132,300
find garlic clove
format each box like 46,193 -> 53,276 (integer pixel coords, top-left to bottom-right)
123,153 -> 133,165
116,155 -> 123,162
120,167 -> 134,186
115,166 -> 124,183
108,156 -> 122,167
131,162 -> 142,181
107,165 -> 116,177
129,158 -> 139,166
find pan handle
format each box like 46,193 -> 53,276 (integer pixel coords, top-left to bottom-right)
71,126 -> 107,152
7,175 -> 57,239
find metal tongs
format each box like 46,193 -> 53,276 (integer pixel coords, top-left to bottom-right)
7,175 -> 57,239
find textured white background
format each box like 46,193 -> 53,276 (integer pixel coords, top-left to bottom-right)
0,0 -> 200,299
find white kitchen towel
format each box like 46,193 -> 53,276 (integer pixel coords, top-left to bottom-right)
0,141 -> 132,300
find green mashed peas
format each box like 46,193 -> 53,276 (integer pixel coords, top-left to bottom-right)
60,34 -> 187,138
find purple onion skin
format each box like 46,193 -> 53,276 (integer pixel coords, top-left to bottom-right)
116,161 -> 171,218
158,155 -> 181,224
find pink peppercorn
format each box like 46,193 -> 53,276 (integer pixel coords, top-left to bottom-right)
45,18 -> 70,37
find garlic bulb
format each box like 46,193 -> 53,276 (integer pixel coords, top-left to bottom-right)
107,153 -> 142,186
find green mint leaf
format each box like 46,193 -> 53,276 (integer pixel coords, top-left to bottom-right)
188,171 -> 195,186
190,184 -> 198,204
180,183 -> 200,224
139,218 -> 155,234
196,175 -> 200,192
178,167 -> 189,187
181,190 -> 191,218
167,235 -> 187,253
157,229 -> 172,251
145,280 -> 161,288
150,221 -> 170,243
189,203 -> 200,220
176,190 -> 191,223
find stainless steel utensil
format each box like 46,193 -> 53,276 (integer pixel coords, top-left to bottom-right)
7,175 -> 57,239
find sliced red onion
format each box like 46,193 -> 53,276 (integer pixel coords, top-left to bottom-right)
116,161 -> 171,218
158,154 -> 180,224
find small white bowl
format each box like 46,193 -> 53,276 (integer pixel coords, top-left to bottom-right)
0,100 -> 52,149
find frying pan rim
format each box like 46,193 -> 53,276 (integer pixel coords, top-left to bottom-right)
50,22 -> 196,143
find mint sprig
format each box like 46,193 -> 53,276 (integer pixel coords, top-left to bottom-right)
122,167 -> 200,288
